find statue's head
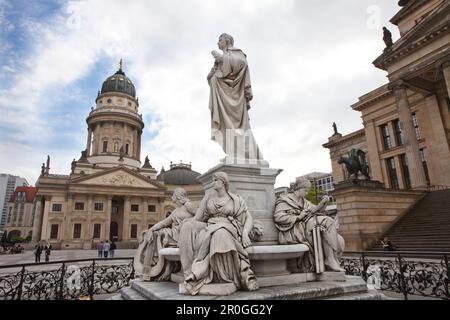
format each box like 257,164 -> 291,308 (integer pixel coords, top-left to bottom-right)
292,177 -> 311,197
218,33 -> 234,50
172,188 -> 189,206
212,172 -> 230,191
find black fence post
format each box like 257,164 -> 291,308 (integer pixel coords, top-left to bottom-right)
397,253 -> 408,300
89,260 -> 95,300
444,254 -> 449,299
57,262 -> 66,300
361,253 -> 368,282
16,265 -> 26,300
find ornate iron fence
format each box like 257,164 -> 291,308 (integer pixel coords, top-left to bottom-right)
341,251 -> 449,300
0,257 -> 134,300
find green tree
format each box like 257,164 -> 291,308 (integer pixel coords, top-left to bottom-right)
304,183 -> 325,205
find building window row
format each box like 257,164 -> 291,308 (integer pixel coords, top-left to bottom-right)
380,114 -> 421,151
50,202 -> 158,214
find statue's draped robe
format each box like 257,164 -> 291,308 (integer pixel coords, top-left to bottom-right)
134,202 -> 196,281
274,194 -> 344,272
209,48 -> 263,160
179,193 -> 257,295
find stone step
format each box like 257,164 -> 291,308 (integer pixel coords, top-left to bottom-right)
324,289 -> 385,300
120,286 -> 147,300
126,276 -> 372,300
109,294 -> 125,300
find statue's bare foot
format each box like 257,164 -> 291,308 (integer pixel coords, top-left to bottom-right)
325,260 -> 345,272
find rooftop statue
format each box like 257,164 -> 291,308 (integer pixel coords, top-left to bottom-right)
383,26 -> 393,48
207,33 -> 263,161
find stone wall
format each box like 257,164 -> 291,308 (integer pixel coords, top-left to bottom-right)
332,180 -> 425,251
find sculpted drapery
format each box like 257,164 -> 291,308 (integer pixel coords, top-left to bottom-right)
179,172 -> 258,295
134,188 -> 196,281
273,179 -> 345,273
208,33 -> 263,161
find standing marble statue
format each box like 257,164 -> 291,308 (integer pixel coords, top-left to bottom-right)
179,172 -> 258,295
207,33 -> 263,161
134,188 -> 197,281
273,177 -> 345,272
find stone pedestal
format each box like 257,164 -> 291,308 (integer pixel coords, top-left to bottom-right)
197,162 -> 282,245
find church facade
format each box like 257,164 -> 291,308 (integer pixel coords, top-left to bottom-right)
33,62 -> 204,249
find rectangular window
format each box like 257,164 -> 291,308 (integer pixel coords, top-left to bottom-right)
380,124 -> 392,150
74,202 -> 84,210
94,203 -> 104,211
93,224 -> 101,239
50,224 -> 59,239
400,154 -> 411,189
420,149 -> 430,186
130,224 -> 137,239
386,157 -> 399,189
393,119 -> 404,146
148,205 -> 156,213
52,203 -> 62,212
102,141 -> 108,152
131,204 -> 139,212
412,113 -> 421,140
125,144 -> 129,155
73,224 -> 82,239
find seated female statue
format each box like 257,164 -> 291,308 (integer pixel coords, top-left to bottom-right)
134,188 -> 197,281
179,172 -> 258,295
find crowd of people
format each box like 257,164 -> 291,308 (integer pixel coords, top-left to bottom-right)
96,240 -> 117,259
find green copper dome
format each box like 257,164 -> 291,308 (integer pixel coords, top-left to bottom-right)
100,60 -> 136,98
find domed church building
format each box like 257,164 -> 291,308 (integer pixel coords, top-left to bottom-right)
33,61 -> 204,249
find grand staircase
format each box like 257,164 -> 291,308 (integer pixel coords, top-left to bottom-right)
370,189 -> 450,253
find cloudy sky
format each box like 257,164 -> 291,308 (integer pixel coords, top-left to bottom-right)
0,0 -> 401,187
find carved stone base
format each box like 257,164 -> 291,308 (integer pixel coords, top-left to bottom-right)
317,272 -> 346,282
179,283 -> 237,296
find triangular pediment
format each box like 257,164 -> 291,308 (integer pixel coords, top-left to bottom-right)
70,167 -> 164,189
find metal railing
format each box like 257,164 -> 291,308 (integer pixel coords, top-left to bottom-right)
341,251 -> 449,300
0,257 -> 134,300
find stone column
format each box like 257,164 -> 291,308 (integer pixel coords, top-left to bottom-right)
137,131 -> 142,161
394,156 -> 406,189
393,83 -> 428,190
424,94 -> 450,185
364,120 -> 384,182
133,129 -> 138,159
63,193 -> 74,241
123,197 -> 131,240
86,127 -> 93,156
85,195 -> 93,242
142,197 -> 148,232
40,197 -> 51,241
31,196 -> 43,241
105,196 -> 112,241
443,62 -> 450,97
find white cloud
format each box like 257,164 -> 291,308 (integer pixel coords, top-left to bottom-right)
0,0 -> 400,187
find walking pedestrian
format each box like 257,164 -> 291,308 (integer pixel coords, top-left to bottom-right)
109,241 -> 116,258
34,242 -> 43,263
96,241 -> 104,258
44,242 -> 52,262
103,240 -> 110,259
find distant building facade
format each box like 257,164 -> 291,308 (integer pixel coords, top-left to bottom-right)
0,174 -> 29,230
297,172 -> 336,203
323,0 -> 450,250
34,62 -> 204,249
4,187 -> 37,240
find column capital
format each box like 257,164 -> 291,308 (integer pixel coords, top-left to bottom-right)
388,79 -> 408,93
